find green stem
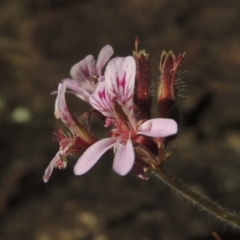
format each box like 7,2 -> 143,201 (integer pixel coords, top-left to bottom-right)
150,167 -> 240,229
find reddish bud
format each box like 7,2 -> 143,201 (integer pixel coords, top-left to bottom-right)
158,51 -> 185,118
133,38 -> 152,120
155,51 -> 184,159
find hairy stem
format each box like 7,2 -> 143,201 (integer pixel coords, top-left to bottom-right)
150,167 -> 240,229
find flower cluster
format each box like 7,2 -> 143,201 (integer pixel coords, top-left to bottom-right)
43,42 -> 184,182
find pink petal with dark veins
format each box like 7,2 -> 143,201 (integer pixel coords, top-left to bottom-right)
89,79 -> 116,120
70,55 -> 96,82
54,83 -> 83,135
104,57 -> 136,128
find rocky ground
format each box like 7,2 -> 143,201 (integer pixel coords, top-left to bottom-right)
1,1 -> 240,239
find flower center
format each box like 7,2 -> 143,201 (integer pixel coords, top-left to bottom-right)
110,120 -> 137,145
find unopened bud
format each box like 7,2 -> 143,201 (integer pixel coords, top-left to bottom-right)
133,38 -> 152,120
158,51 -> 185,118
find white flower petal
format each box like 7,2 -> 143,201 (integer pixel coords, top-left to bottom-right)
70,55 -> 96,82
96,45 -> 114,76
61,78 -> 91,103
43,152 -> 61,183
54,83 -> 62,119
54,83 -> 83,135
89,79 -> 115,119
74,138 -> 116,175
112,139 -> 135,176
104,57 -> 136,126
137,118 -> 178,137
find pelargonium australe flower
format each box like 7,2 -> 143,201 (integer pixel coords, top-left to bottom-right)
73,56 -> 178,176
43,83 -> 96,183
43,46 -> 113,182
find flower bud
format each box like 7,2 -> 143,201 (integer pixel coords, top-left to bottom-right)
133,38 -> 152,120
158,51 -> 185,118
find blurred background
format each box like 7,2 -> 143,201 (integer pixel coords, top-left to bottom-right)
1,0 -> 240,239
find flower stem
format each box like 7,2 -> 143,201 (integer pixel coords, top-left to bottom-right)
149,167 -> 240,229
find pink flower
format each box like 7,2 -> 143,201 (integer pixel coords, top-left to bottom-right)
43,83 -> 96,183
43,46 -> 113,182
73,56 -> 178,176
55,45 -> 114,104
